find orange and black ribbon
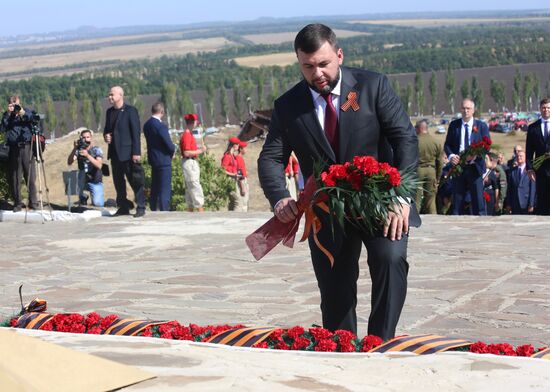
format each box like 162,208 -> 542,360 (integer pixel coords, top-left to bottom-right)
102,318 -> 167,336
532,347 -> 550,360
369,334 -> 472,354
341,91 -> 360,112
206,327 -> 276,347
16,312 -> 54,329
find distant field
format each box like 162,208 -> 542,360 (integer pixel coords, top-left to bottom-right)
0,29 -> 212,52
242,29 -> 370,45
348,17 -> 550,27
0,37 -> 233,79
234,52 -> 297,68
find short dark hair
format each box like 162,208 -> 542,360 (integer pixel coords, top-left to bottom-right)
8,95 -> 19,104
152,102 -> 164,115
415,119 -> 428,129
80,129 -> 92,137
540,98 -> 550,107
294,23 -> 338,54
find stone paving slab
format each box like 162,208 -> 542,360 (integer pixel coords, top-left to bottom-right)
1,212 -> 550,390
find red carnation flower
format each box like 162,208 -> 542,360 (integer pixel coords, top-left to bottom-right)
254,341 -> 269,349
287,326 -> 305,340
10,318 -> 17,327
309,327 -> 333,341
85,312 -> 101,328
40,320 -> 53,331
100,314 -> 118,331
469,341 -> 488,354
353,156 -> 379,176
321,171 -> 336,187
314,338 -> 337,352
87,326 -> 102,335
339,342 -> 356,352
360,335 -> 383,352
335,329 -> 356,343
275,341 -> 290,350
141,327 -> 153,337
516,344 -> 534,357
387,168 -> 401,187
291,337 -> 311,350
347,170 -> 363,190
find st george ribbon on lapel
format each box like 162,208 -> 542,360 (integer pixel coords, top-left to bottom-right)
322,93 -> 339,153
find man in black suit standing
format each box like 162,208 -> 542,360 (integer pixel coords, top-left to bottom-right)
526,98 -> 550,215
258,24 -> 419,341
443,98 -> 491,215
143,102 -> 175,211
103,86 -> 146,217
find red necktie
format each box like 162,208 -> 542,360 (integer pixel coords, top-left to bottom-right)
322,93 -> 339,154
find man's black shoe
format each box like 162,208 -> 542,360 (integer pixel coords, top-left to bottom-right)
13,205 -> 22,212
114,208 -> 130,216
133,209 -> 145,218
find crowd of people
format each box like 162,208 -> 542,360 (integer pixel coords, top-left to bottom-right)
1,84 -> 550,220
417,97 -> 550,216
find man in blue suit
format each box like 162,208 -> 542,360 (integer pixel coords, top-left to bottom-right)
143,102 -> 175,211
526,98 -> 550,215
506,150 -> 535,214
104,86 -> 146,217
444,98 -> 491,215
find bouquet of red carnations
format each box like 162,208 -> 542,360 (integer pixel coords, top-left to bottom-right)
445,136 -> 492,180
315,156 -> 419,236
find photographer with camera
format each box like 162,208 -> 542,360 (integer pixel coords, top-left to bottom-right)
0,95 -> 39,212
67,129 -> 104,207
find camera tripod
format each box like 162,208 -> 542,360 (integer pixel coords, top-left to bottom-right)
24,130 -> 53,223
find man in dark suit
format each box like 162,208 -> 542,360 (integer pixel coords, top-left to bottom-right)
443,98 -> 491,215
258,24 -> 419,341
526,98 -> 550,215
103,86 -> 146,217
143,102 -> 175,211
506,150 -> 535,214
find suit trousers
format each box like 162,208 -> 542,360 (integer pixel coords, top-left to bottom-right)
8,143 -> 37,208
111,157 -> 146,210
535,172 -> 550,215
308,209 -> 409,341
452,167 -> 486,215
150,165 -> 172,211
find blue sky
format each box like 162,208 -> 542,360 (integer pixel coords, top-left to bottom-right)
2,0 -> 548,37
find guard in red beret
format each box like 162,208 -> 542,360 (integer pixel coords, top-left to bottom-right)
228,137 -> 240,145
183,113 -> 199,122
180,113 -> 205,212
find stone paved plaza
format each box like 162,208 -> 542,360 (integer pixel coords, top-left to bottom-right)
1,212 -> 550,390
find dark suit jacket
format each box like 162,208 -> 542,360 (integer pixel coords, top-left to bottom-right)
526,119 -> 550,176
506,166 -> 536,211
143,117 -> 175,167
103,103 -> 141,162
258,66 -> 419,222
444,118 -> 490,177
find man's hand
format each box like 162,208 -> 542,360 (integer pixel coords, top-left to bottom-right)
527,169 -> 536,182
104,133 -> 112,144
132,155 -> 141,163
274,197 -> 299,223
383,203 -> 410,241
78,149 -> 89,158
451,155 -> 460,166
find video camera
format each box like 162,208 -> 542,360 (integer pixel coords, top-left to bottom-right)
77,136 -> 91,151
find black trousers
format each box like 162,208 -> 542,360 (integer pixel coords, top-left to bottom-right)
308,210 -> 409,341
535,171 -> 550,215
8,143 -> 37,208
111,158 -> 146,210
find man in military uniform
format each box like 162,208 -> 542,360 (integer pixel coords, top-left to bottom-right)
415,119 -> 443,214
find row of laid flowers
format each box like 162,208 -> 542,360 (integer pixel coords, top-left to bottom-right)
2,312 -> 548,357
